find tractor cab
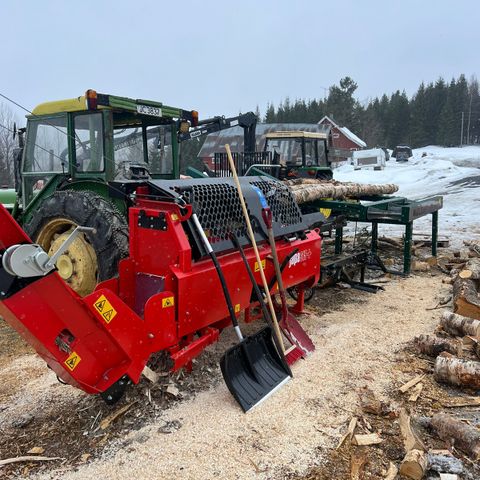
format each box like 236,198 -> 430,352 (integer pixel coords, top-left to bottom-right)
16,90 -> 198,217
263,131 -> 333,180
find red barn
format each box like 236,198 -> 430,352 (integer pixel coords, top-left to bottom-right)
318,115 -> 366,163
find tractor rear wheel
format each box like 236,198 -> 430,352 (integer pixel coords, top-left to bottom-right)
23,191 -> 129,296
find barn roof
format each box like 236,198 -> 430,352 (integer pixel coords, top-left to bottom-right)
318,115 -> 366,148
198,123 -> 331,157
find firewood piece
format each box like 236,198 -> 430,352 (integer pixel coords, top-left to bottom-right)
399,449 -> 428,480
412,260 -> 430,272
413,334 -> 461,357
336,417 -> 357,450
350,450 -> 366,480
443,396 -> 480,408
434,352 -> 480,389
352,433 -> 382,446
384,462 -> 398,480
453,278 -> 480,320
440,311 -> 480,337
458,259 -> 480,279
99,401 -> 137,430
0,456 -> 62,466
399,408 -> 425,452
408,383 -> 423,402
378,236 -> 403,248
431,413 -> 480,459
427,452 -> 464,474
439,474 -> 458,480
399,374 -> 425,393
358,387 -> 390,415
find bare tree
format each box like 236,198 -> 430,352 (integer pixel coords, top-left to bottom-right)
0,103 -> 19,187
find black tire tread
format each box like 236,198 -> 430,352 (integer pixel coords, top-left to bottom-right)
23,190 -> 129,282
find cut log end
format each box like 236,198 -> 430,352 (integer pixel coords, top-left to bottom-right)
399,449 -> 428,480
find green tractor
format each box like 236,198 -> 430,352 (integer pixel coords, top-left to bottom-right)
8,89 -> 199,295
262,130 -> 333,180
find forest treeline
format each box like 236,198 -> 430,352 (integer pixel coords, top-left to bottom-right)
262,75 -> 480,148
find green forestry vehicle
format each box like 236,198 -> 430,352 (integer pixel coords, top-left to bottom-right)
6,89 -> 200,295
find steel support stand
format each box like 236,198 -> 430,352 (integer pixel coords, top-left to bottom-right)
432,210 -> 438,257
371,222 -> 378,255
404,221 -> 413,274
335,226 -> 343,255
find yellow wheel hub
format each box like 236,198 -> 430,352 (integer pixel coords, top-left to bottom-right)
36,218 -> 98,296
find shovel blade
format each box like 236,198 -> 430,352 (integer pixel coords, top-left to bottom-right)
220,326 -> 291,412
279,312 -> 315,357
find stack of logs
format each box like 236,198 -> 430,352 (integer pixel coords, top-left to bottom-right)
401,248 -> 480,479
284,178 -> 399,204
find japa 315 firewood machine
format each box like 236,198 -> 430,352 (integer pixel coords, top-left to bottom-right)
0,176 -> 321,411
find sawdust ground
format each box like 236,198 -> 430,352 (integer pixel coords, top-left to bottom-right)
1,273 -> 444,480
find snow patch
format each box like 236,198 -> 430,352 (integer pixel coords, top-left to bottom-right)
333,146 -> 480,247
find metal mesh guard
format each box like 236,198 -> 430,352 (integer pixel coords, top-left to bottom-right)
147,176 -> 306,255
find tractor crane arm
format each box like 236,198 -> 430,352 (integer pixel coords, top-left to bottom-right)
179,111 -> 257,152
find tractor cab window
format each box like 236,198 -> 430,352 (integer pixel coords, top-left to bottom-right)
24,116 -> 68,173
317,140 -> 327,166
304,139 -> 316,166
113,127 -> 145,179
73,113 -> 104,172
146,125 -> 173,175
265,138 -> 302,166
22,115 -> 69,205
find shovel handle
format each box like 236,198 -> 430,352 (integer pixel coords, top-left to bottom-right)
191,213 -> 243,341
261,207 -> 273,230
225,144 -> 285,354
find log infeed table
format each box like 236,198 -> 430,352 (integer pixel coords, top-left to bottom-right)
310,195 -> 443,274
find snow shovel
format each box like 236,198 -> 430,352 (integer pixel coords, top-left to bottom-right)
259,195 -> 315,360
191,213 -> 291,413
224,144 -> 285,355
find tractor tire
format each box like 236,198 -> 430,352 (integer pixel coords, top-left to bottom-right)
23,190 -> 129,296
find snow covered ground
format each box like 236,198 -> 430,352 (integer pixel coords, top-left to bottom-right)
333,146 -> 480,247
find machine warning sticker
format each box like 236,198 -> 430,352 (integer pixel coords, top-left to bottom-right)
162,296 -> 175,308
65,351 -> 81,371
254,260 -> 266,272
234,304 -> 240,313
94,294 -> 117,324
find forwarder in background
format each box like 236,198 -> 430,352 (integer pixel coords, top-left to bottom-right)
7,90 -> 200,295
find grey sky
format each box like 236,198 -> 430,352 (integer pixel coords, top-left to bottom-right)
2,1 -> 479,123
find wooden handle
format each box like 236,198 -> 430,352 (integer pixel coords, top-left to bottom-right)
225,144 -> 284,353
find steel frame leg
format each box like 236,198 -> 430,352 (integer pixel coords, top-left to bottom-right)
371,222 -> 378,255
404,221 -> 413,274
335,227 -> 343,255
432,211 -> 438,257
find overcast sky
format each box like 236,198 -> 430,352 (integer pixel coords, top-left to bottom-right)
2,1 -> 479,123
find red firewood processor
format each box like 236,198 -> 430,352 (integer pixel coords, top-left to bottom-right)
0,176 -> 321,412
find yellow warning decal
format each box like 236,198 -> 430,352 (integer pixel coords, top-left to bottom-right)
93,294 -> 117,324
170,213 -> 179,221
162,296 -> 175,308
234,303 -> 240,313
254,260 -> 266,272
65,351 -> 81,371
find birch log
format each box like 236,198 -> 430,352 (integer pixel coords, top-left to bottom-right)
286,179 -> 399,204
458,258 -> 480,280
431,413 -> 480,459
439,311 -> 480,337
433,352 -> 480,389
413,334 -> 461,357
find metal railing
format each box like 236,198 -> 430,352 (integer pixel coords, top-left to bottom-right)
213,151 -> 273,176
